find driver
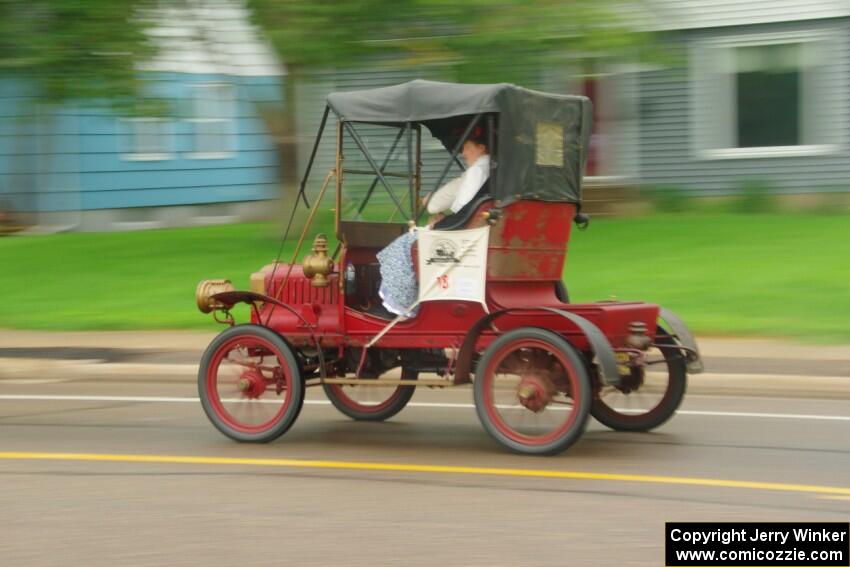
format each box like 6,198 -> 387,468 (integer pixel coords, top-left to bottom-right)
424,129 -> 490,229
375,130 -> 490,320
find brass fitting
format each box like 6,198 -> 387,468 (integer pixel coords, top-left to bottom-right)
196,279 -> 235,313
302,234 -> 334,288
250,262 -> 281,296
481,209 -> 501,225
517,384 -> 537,401
615,352 -> 631,376
250,271 -> 267,296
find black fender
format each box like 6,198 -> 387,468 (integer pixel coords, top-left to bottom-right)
659,307 -> 704,374
453,307 -> 621,387
211,290 -> 280,310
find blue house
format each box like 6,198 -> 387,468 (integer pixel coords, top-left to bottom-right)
0,2 -> 285,232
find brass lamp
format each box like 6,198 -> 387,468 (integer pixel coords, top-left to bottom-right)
302,234 -> 334,287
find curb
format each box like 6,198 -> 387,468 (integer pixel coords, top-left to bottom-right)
685,373 -> 850,400
1,358 -> 849,400
0,359 -> 198,382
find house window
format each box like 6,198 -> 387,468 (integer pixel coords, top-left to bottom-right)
735,44 -> 800,148
121,118 -> 173,161
691,31 -> 844,159
188,83 -> 236,158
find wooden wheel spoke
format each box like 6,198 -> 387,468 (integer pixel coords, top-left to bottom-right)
474,328 -> 592,455
590,329 -> 686,432
200,327 -> 304,443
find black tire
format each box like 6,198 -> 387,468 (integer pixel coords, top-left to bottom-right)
198,324 -> 304,442
473,328 -> 592,455
323,368 -> 416,422
590,329 -> 686,432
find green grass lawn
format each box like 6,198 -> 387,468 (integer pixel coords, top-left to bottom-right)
2,212 -> 848,341
566,213 -> 850,342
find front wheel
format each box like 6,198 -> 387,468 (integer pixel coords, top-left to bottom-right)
590,329 -> 687,432
474,328 -> 592,455
198,325 -> 304,442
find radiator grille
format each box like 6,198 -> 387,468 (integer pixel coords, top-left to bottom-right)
272,274 -> 339,305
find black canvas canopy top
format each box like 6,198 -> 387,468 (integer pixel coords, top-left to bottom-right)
326,80 -> 592,205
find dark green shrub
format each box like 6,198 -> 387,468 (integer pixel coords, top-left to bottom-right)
731,179 -> 778,214
645,185 -> 692,213
813,191 -> 850,215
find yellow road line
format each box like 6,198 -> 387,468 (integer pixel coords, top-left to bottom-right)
818,495 -> 850,502
1,451 -> 849,497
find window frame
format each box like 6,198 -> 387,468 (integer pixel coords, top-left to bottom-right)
690,29 -> 844,160
186,82 -> 238,160
120,117 -> 175,162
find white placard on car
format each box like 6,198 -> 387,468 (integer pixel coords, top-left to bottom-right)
416,225 -> 489,309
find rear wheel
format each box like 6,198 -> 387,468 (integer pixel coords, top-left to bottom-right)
323,368 -> 416,422
474,328 -> 591,455
198,325 -> 304,442
590,329 -> 686,432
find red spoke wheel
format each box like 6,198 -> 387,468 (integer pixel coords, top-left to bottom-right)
198,325 -> 304,442
591,328 -> 686,432
474,328 -> 591,455
323,368 -> 416,422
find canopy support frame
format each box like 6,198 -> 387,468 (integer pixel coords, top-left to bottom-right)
355,126 -> 406,215
342,121 -> 410,222
296,105 -> 330,209
487,113 -> 497,199
406,121 -> 414,216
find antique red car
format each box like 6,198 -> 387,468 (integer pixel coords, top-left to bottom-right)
195,80 -> 703,455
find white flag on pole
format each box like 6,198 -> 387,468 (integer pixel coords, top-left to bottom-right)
416,225 -> 490,309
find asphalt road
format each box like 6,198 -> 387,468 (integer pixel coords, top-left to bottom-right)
1,376 -> 848,566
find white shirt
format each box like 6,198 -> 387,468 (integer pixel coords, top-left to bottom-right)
426,155 -> 490,215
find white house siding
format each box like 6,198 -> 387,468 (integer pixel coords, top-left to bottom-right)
645,0 -> 850,31
638,19 -> 850,195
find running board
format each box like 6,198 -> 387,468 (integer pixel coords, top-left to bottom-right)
320,377 -> 455,387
